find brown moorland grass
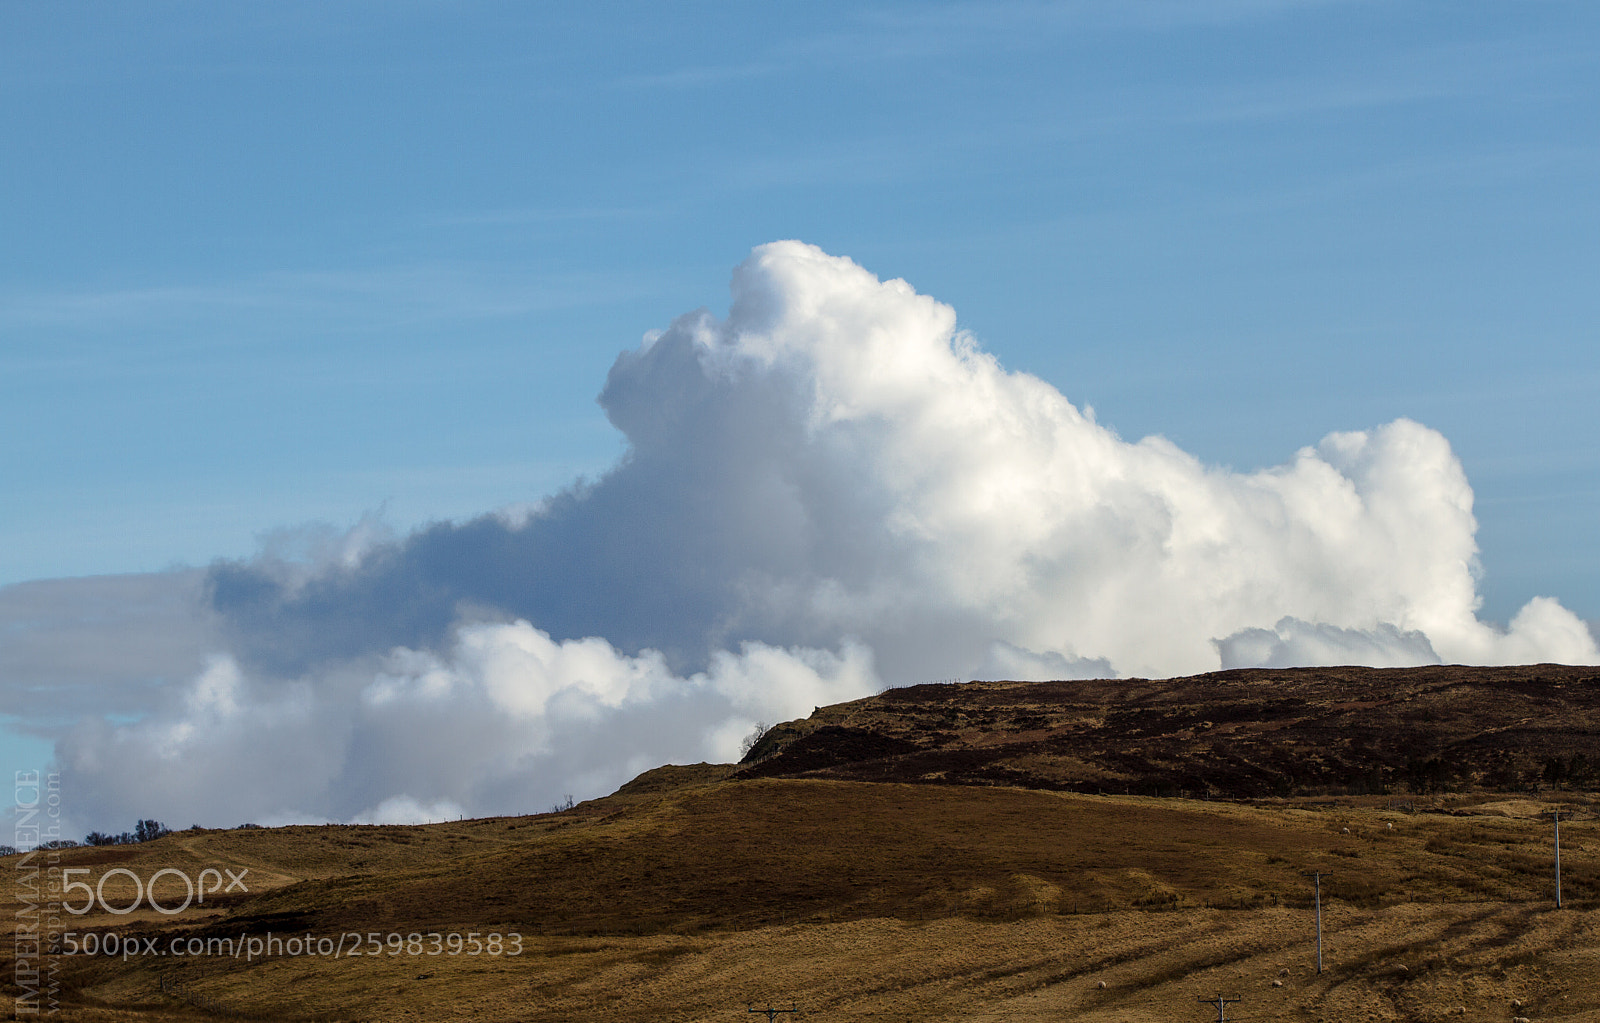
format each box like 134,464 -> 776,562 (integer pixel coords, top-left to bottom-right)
4,778 -> 1598,1022
7,666 -> 1600,1021
740,665 -> 1600,798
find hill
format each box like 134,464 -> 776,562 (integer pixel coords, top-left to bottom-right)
738,664 -> 1600,797
2,665 -> 1598,1022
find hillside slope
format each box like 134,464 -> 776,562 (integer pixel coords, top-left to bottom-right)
738,665 -> 1600,796
4,665 -> 1599,1022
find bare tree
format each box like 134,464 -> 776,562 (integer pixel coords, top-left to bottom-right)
740,722 -> 770,760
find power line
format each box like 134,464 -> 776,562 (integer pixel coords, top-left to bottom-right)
750,1003 -> 802,1023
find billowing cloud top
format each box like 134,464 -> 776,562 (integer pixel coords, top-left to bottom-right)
28,242 -> 1599,829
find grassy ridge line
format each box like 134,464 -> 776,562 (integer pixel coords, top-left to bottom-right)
739,666 -> 1600,797
233,781 -> 1600,936
10,782 -> 1600,935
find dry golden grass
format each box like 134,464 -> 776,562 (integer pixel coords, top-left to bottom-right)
5,778 -> 1599,1022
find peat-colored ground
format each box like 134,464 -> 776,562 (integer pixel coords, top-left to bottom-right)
738,664 -> 1600,797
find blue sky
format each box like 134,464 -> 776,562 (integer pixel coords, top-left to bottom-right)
4,2 -> 1598,825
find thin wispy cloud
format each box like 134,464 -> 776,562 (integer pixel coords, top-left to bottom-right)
0,264 -> 661,333
849,0 -> 1370,42
611,61 -> 784,91
428,205 -> 666,228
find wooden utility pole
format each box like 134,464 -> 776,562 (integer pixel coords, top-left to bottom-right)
1301,871 -> 1330,973
748,1004 -> 800,1023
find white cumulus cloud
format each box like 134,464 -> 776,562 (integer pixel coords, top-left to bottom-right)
54,624 -> 878,828
19,241 -> 1597,829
